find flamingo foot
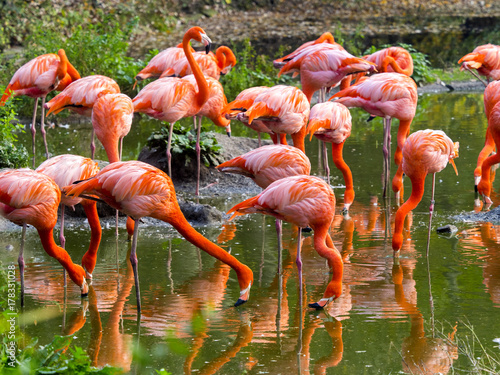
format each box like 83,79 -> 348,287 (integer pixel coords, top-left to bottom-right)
234,283 -> 251,307
308,296 -> 335,310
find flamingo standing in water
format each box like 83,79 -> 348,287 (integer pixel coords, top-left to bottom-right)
478,102 -> 500,204
222,86 -> 287,146
0,169 -> 88,301
133,27 -> 212,178
392,129 -> 459,256
458,44 -> 500,86
44,74 -> 121,159
278,47 -> 377,103
307,101 -> 354,211
235,85 -> 310,152
62,160 -> 253,311
474,80 -> 500,192
36,154 -> 102,279
160,46 -> 237,80
331,72 -> 418,198
351,46 -> 413,83
228,175 -> 342,309
273,32 -> 341,68
0,49 -> 80,165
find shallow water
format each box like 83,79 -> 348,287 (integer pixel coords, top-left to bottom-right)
2,89 -> 500,374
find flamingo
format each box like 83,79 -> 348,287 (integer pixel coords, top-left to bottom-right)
62,160 -> 253,311
273,32 -> 341,68
0,49 -> 80,165
133,26 -> 212,178
0,168 -> 88,301
352,46 -> 413,83
478,101 -> 500,204
44,74 -> 121,159
278,47 -> 377,103
222,86 -> 287,146
458,44 -> 500,86
182,75 -> 231,195
331,72 -> 418,198
392,130 -> 459,256
235,85 -> 310,153
160,45 -> 237,80
474,80 -> 500,191
228,175 -> 342,309
134,43 -> 194,83
307,101 -> 354,211
36,154 -> 102,279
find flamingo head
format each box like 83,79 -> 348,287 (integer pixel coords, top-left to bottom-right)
187,26 -> 212,54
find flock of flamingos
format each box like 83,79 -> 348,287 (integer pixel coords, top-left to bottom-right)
1,25 -> 500,314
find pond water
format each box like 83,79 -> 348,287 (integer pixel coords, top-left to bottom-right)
2,89 -> 500,374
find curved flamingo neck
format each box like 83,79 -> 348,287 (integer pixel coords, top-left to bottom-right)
162,206 -> 253,291
392,174 -> 426,252
56,50 -> 69,82
81,200 -> 102,275
315,32 -> 335,44
330,141 -> 354,206
37,227 -> 84,286
183,31 -> 209,109
312,225 -> 343,299
216,47 -> 226,70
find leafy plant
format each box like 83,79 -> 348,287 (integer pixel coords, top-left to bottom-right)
147,124 -> 223,167
0,95 -> 28,168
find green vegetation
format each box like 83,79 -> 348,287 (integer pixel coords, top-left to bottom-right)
147,124 -> 223,167
0,95 -> 28,168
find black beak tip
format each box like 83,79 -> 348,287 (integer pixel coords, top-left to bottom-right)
81,292 -> 89,298
227,131 -> 231,138
205,43 -> 211,54
308,302 -> 325,310
234,298 -> 247,307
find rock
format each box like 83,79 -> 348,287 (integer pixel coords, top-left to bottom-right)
436,224 -> 458,234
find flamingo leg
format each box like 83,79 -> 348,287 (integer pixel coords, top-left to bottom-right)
130,218 -> 141,313
90,128 -> 96,160
196,116 -> 202,196
276,218 -> 282,275
119,137 -> 124,161
323,141 -> 330,184
40,96 -> 49,159
19,223 -> 27,307
59,205 -> 67,288
166,122 -> 175,177
464,65 -> 488,87
426,173 -> 437,258
31,97 -> 39,168
296,228 -> 303,300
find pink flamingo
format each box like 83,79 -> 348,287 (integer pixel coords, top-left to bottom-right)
459,44 -> 500,86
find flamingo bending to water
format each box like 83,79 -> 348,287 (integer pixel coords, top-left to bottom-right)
0,169 -> 88,300
392,130 -> 459,255
36,154 -> 102,278
62,160 -> 253,311
228,175 -> 342,309
0,49 -> 80,165
459,44 -> 500,86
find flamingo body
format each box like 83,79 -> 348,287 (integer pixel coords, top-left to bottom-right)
45,75 -> 121,117
135,44 -> 190,81
217,144 -> 311,189
478,102 -> 500,203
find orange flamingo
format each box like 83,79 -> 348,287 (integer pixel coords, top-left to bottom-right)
222,86 -> 287,146
160,46 -> 237,80
478,101 -> 500,204
352,46 -> 413,83
0,49 -> 80,165
133,27 -> 212,178
307,101 -> 354,211
459,44 -> 500,86
62,160 -> 254,311
474,80 -> 500,191
273,32 -> 341,68
134,42 -> 193,83
44,74 -> 121,158
0,168 -> 88,301
228,175 -> 342,309
331,72 -> 418,198
278,47 -> 377,103
36,154 -> 102,278
392,130 -> 459,256
182,74 -> 231,195
235,85 -> 310,152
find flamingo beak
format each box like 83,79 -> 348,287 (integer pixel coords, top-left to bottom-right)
450,159 -> 458,176
201,33 -> 212,54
